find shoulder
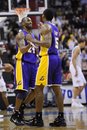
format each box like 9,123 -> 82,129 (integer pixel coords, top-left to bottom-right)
73,46 -> 80,54
16,30 -> 24,40
75,46 -> 80,51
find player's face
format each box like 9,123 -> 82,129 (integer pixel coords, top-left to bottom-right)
24,17 -> 32,29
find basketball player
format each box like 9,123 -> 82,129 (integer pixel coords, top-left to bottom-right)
0,48 -> 14,111
10,17 -> 38,125
26,8 -> 66,127
70,36 -> 87,108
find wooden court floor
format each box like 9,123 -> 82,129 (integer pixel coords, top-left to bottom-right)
0,106 -> 87,130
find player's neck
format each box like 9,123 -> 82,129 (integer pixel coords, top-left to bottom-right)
23,28 -> 31,34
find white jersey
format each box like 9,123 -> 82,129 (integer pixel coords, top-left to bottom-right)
70,45 -> 86,87
0,58 -> 3,77
71,46 -> 82,68
0,58 -> 6,92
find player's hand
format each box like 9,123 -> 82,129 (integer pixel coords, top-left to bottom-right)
38,23 -> 51,35
38,22 -> 43,29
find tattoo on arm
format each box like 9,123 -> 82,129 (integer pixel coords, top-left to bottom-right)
18,39 -> 25,48
16,32 -> 25,48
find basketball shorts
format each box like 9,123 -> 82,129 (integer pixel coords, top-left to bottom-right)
69,63 -> 86,87
15,60 -> 37,91
35,55 -> 62,86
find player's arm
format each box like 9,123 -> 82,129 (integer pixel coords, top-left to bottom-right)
16,31 -> 31,53
72,47 -> 80,76
26,24 -> 52,48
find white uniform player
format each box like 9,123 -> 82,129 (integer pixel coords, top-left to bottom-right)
69,38 -> 86,108
0,58 -> 7,92
70,46 -> 86,87
0,43 -> 14,111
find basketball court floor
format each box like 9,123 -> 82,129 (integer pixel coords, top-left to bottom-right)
0,106 -> 87,130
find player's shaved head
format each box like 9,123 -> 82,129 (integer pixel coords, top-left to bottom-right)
21,17 -> 32,30
21,17 -> 31,23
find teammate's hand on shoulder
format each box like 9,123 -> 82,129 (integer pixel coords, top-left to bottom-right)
38,23 -> 51,35
38,22 -> 43,29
